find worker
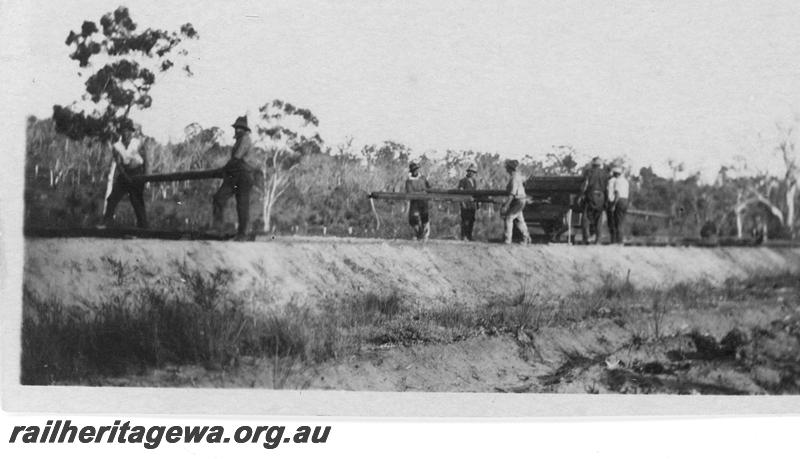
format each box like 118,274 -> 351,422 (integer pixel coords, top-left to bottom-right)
100,122 -> 148,229
580,156 -> 608,244
212,115 -> 255,241
751,215 -> 766,245
501,159 -> 531,244
405,161 -> 432,240
607,164 -> 629,244
605,163 -> 616,243
458,163 -> 478,241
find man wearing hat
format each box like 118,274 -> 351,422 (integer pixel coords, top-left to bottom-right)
405,161 -> 431,240
579,156 -> 609,244
606,164 -> 630,244
457,163 -> 479,241
501,159 -> 531,244
101,121 -> 148,229
212,115 -> 255,240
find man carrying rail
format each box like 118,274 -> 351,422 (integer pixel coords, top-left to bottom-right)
212,115 -> 256,241
458,163 -> 479,241
501,160 -> 531,245
406,161 -> 432,241
607,164 -> 630,244
580,156 -> 609,244
100,122 -> 148,229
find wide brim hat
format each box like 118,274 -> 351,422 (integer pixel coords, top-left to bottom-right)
592,157 -> 603,166
612,165 -> 623,174
466,163 -> 477,173
231,116 -> 251,131
409,162 -> 420,172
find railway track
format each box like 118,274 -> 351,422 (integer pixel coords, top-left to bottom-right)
23,226 -> 798,248
24,227 -> 235,241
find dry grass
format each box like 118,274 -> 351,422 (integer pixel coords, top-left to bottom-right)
21,267 -> 798,385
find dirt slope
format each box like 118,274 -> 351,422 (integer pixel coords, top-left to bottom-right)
23,237 -> 800,310
104,292 -> 800,394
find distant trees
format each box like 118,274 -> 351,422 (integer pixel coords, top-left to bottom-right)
145,124 -> 226,201
716,117 -> 800,239
25,113 -> 795,239
26,116 -> 108,189
543,145 -> 580,175
361,141 -> 413,191
27,91 -> 800,240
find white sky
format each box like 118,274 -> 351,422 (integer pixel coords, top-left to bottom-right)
13,0 -> 800,180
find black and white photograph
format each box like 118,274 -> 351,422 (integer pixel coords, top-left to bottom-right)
4,0 -> 800,420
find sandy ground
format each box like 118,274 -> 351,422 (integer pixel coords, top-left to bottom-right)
23,237 -> 800,311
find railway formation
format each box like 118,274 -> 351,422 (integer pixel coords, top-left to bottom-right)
24,227 -> 788,248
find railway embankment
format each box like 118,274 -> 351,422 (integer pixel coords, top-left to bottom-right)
23,237 -> 800,310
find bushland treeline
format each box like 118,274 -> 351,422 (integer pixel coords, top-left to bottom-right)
25,116 -> 796,240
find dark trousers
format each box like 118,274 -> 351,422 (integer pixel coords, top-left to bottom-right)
609,198 -> 628,243
104,165 -> 147,228
606,208 -> 616,243
581,190 -> 605,244
460,207 -> 476,240
408,201 -> 430,240
582,207 -> 603,244
213,168 -> 253,235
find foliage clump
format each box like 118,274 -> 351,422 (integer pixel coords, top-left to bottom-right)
54,6 -> 198,142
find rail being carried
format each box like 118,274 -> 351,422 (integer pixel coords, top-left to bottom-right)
368,175 -> 671,239
129,168 -> 225,183
368,190 -> 507,202
367,176 -> 585,231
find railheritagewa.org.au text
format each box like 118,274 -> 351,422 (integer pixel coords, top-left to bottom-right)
9,419 -> 331,450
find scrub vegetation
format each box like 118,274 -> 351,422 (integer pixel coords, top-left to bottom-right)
26,115 -> 797,241
21,264 -> 800,393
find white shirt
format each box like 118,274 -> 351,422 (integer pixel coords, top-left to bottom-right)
112,137 -> 144,168
607,175 -> 630,201
506,171 -> 527,198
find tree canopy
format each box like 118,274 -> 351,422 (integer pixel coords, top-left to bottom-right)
53,6 -> 198,142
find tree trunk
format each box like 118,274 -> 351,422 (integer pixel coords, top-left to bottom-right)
264,194 -> 274,233
749,188 -> 785,226
736,209 -> 743,240
786,182 -> 797,238
262,163 -> 281,233
261,150 -> 296,233
261,170 -> 272,233
103,161 -> 116,215
735,191 -> 744,240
